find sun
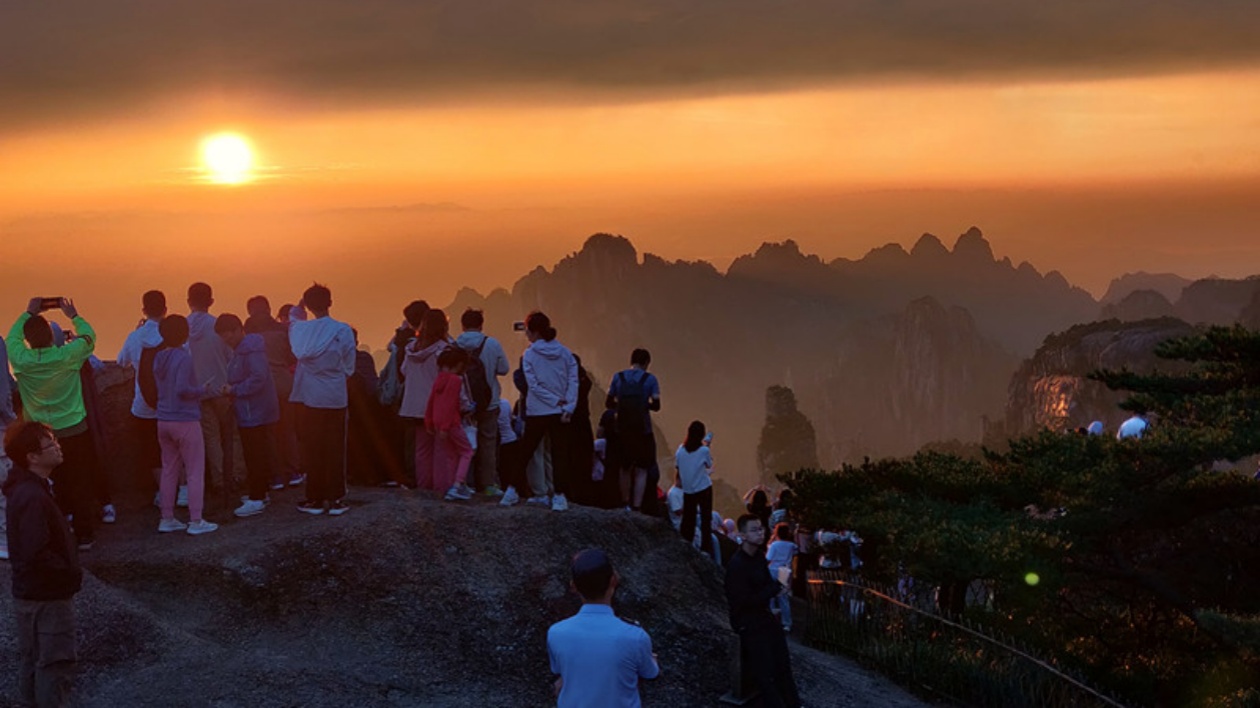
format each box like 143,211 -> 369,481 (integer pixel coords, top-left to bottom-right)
200,133 -> 255,184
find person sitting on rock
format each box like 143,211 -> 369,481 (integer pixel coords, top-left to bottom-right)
548,548 -> 659,707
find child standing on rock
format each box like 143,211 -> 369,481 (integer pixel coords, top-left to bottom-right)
426,348 -> 476,501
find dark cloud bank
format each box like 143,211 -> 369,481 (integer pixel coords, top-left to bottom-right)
4,0 -> 1260,127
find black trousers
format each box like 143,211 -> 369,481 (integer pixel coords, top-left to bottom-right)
740,620 -> 801,708
297,406 -> 347,504
52,429 -> 96,543
239,424 -> 277,501
681,486 -> 714,554
515,414 -> 572,496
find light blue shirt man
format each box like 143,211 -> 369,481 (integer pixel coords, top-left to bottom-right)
547,549 -> 659,708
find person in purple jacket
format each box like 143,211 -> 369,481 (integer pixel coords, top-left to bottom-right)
215,314 -> 280,519
141,315 -> 219,536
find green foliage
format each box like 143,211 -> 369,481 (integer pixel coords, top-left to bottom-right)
786,325 -> 1260,704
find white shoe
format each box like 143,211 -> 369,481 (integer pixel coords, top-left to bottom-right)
177,485 -> 189,508
499,486 -> 520,507
101,504 -> 117,524
455,483 -> 475,500
525,495 -> 550,507
240,494 -> 270,505
444,486 -> 467,501
551,493 -> 569,512
187,520 -> 219,535
158,518 -> 188,533
234,499 -> 266,518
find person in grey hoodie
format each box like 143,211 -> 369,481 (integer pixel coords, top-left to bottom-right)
512,312 -> 579,512
454,308 -> 510,494
400,309 -> 452,491
186,282 -> 237,503
288,283 -> 356,516
215,314 -> 280,519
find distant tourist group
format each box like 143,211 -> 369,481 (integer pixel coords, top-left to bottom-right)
1,282 -> 805,707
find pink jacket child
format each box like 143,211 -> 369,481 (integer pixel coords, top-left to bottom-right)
425,350 -> 476,501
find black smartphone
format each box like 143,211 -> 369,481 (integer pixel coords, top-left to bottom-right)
40,297 -> 62,311
513,321 -> 526,332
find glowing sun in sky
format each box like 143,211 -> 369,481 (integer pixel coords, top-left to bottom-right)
200,133 -> 255,184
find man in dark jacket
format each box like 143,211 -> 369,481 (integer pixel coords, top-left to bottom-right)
3,420 -> 83,707
724,514 -> 801,708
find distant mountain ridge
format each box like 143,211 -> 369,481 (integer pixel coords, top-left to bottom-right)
446,229 -> 1094,484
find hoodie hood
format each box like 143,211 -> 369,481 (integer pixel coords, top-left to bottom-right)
455,331 -> 487,350
409,338 -> 448,362
234,333 -> 266,356
290,317 -> 343,358
1,464 -> 28,498
529,339 -> 567,360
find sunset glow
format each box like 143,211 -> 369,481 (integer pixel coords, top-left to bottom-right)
200,133 -> 254,184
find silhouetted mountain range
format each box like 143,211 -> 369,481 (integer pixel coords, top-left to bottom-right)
443,232 -> 1260,485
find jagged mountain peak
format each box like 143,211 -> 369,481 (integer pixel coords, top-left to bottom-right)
911,232 -> 949,257
952,226 -> 995,262
577,232 -> 638,265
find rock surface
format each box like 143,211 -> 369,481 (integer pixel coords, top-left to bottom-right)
0,488 -> 927,707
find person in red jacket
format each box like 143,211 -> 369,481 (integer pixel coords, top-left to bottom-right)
426,348 -> 476,501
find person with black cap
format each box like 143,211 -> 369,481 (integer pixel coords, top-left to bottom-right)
547,548 -> 659,707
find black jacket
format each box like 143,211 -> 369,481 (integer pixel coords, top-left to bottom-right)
2,465 -> 82,601
725,547 -> 781,633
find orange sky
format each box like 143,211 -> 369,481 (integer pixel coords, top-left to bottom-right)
3,2 -> 1260,353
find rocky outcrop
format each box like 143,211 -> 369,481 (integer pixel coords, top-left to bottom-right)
1004,318 -> 1197,436
756,386 -> 820,486
1099,289 -> 1175,322
1100,272 -> 1193,306
1174,277 -> 1260,326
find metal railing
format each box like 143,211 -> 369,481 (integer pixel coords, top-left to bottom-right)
804,570 -> 1129,707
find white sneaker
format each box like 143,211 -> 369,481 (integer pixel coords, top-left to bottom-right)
455,483 -> 475,500
187,520 -> 219,535
551,493 -> 569,512
158,518 -> 188,533
525,495 -> 551,507
499,486 -> 520,507
234,499 -> 266,518
240,494 -> 270,505
101,504 -> 117,524
176,485 -> 189,508
444,486 -> 467,501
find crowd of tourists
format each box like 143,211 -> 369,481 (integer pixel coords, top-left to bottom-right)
0,282 -> 818,707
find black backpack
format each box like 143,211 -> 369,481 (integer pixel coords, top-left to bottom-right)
461,338 -> 493,412
615,369 -> 649,436
139,346 -> 161,410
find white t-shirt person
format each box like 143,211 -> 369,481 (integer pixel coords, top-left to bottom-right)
674,444 -> 714,494
1117,414 -> 1148,440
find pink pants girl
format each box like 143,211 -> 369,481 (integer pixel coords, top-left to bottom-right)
432,425 -> 474,491
158,420 -> 206,521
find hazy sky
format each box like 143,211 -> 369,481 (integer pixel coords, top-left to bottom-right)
3,1 -> 1260,352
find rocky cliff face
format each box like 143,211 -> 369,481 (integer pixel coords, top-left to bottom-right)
756,385 -> 820,486
1004,318 -> 1197,436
